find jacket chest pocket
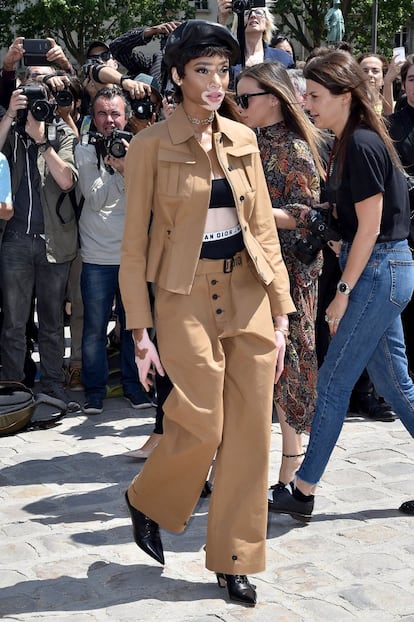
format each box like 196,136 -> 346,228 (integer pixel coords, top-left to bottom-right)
157,149 -> 196,197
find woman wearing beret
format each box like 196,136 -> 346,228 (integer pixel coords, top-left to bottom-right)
120,20 -> 295,606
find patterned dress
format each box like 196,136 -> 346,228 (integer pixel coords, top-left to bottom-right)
257,121 -> 322,432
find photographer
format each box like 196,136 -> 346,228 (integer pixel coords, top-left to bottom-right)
109,21 -> 180,84
75,86 -> 152,415
0,83 -> 79,411
0,36 -> 75,109
82,41 -> 151,104
126,73 -> 162,134
217,0 -> 294,88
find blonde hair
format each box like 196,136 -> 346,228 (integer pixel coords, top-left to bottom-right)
231,6 -> 277,44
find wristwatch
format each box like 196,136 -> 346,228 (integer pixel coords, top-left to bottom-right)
337,280 -> 352,295
36,141 -> 51,155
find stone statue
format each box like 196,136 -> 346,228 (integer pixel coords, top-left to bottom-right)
325,0 -> 345,43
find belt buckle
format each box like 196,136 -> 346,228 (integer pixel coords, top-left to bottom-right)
223,257 -> 234,273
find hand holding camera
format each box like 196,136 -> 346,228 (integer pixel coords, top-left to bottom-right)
217,0 -> 234,25
292,203 -> 342,265
16,86 -> 57,126
3,37 -> 25,71
84,129 -> 133,159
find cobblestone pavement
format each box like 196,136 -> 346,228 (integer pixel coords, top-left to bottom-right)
1,394 -> 414,621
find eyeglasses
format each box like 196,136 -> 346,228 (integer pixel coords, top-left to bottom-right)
244,8 -> 266,18
88,50 -> 112,62
234,91 -> 270,109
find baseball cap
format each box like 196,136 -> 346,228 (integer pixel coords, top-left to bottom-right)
134,73 -> 162,103
86,40 -> 111,58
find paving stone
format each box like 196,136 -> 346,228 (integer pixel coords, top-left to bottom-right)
1,395 -> 414,620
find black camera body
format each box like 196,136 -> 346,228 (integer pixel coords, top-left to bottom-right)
232,0 -> 265,13
17,86 -> 57,125
82,57 -> 102,80
292,205 -> 342,265
86,129 -> 133,158
130,95 -> 155,120
106,129 -> 133,158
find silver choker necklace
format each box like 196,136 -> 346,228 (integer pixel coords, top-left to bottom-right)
186,111 -> 215,126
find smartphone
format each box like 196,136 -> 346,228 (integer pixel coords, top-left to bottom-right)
23,39 -> 52,66
393,46 -> 406,63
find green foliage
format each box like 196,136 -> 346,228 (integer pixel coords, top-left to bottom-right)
1,0 -> 194,64
272,0 -> 412,57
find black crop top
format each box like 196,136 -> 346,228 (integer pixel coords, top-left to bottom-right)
200,178 -> 244,259
209,177 -> 235,208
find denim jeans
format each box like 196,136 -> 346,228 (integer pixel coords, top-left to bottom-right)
0,230 -> 70,387
80,262 -> 144,400
297,240 -> 414,485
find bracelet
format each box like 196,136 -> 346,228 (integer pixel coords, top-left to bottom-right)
120,75 -> 128,87
274,327 -> 289,335
275,327 -> 290,344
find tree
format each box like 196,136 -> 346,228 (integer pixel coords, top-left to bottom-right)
0,0 -> 195,65
272,0 -> 413,56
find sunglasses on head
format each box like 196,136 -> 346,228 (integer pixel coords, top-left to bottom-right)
234,91 -> 270,109
88,50 -> 112,62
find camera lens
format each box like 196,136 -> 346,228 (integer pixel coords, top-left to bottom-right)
109,139 -> 127,158
31,99 -> 52,121
55,90 -> 73,107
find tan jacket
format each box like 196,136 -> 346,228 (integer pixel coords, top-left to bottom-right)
120,105 -> 295,329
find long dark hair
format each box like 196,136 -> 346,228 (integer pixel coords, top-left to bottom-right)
237,61 -> 325,177
303,50 -> 402,171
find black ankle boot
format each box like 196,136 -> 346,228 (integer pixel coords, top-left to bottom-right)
268,484 -> 314,522
125,492 -> 164,565
216,573 -> 257,606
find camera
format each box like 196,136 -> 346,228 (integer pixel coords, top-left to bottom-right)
82,57 -> 101,80
17,86 -> 57,125
54,89 -> 73,107
85,129 -> 133,158
106,129 -> 133,158
232,0 -> 265,13
292,205 -> 342,265
130,94 -> 155,120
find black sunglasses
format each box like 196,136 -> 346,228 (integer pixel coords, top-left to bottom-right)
234,91 -> 271,109
88,50 -> 112,62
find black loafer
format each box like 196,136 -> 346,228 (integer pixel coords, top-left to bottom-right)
348,391 -> 396,422
399,499 -> 414,515
125,491 -> 165,565
268,484 -> 314,523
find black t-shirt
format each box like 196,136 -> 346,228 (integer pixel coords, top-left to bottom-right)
327,127 -> 409,243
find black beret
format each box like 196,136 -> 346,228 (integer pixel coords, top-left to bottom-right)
163,20 -> 240,68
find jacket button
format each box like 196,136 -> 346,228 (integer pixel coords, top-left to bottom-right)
228,166 -> 233,171
216,308 -> 223,315
240,195 -> 245,201
212,294 -> 218,300
232,555 -> 237,560
211,279 -> 217,285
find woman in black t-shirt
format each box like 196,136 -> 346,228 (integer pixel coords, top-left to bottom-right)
268,50 -> 414,523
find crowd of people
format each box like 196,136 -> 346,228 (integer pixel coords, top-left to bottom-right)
1,4 -> 414,608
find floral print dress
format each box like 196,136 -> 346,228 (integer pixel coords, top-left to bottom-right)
257,121 -> 322,432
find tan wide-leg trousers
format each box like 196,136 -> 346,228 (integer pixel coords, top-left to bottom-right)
127,250 -> 276,574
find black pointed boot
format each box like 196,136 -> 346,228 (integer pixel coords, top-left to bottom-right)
125,491 -> 165,565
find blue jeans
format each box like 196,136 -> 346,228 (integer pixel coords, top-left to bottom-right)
297,240 -> 414,485
0,230 -> 70,387
80,263 -> 144,401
